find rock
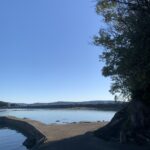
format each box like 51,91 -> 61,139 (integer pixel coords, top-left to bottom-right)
23,137 -> 36,149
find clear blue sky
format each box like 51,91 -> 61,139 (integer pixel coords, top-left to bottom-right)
0,0 -> 113,103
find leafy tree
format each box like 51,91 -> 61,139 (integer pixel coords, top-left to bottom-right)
0,101 -> 8,107
94,0 -> 150,144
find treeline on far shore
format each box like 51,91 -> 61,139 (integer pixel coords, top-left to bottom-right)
21,103 -> 126,111
0,101 -> 127,111
0,101 -> 8,107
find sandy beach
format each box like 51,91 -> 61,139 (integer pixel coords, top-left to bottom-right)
0,116 -> 149,150
37,124 -> 149,150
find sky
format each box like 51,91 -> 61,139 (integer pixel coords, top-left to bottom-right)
0,0 -> 114,103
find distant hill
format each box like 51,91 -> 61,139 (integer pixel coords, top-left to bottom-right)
0,100 -> 127,111
0,101 -> 8,108
16,100 -> 126,111
29,100 -> 116,106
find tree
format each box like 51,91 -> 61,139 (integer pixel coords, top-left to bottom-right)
94,0 -> 150,144
0,101 -> 8,107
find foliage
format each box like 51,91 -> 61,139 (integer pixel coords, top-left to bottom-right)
0,101 -> 8,107
94,0 -> 150,103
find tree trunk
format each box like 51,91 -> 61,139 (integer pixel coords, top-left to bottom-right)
95,100 -> 150,144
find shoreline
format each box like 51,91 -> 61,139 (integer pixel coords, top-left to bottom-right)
0,116 -> 149,150
0,116 -> 46,149
0,106 -> 122,111
0,116 -> 107,149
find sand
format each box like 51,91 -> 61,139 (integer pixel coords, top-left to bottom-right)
0,116 -> 149,150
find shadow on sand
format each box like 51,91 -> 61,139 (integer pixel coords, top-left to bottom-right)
38,132 -> 149,150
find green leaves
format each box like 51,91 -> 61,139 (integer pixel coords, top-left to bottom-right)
94,0 -> 150,102
96,0 -> 116,12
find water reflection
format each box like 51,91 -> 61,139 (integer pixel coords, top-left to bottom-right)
0,128 -> 27,150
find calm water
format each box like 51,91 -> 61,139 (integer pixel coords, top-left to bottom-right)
0,128 -> 27,150
0,109 -> 115,150
0,108 -> 116,124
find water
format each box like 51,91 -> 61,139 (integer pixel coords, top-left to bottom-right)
0,108 -> 116,124
0,108 -> 115,150
0,128 -> 27,150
